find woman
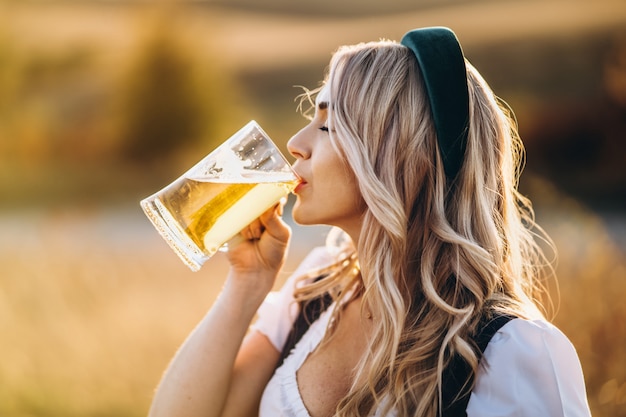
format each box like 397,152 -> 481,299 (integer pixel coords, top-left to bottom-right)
148,27 -> 591,417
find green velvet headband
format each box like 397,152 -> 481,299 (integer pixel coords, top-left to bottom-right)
400,27 -> 469,181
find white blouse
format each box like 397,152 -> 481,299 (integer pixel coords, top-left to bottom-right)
253,247 -> 592,417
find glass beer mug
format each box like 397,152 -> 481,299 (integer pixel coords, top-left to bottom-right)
140,121 -> 299,271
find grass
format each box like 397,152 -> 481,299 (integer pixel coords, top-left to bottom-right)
0,3 -> 624,415
555,234 -> 626,359
529,178 -> 626,416
0,201 -> 325,417
0,177 -> 624,416
0,206 -> 225,416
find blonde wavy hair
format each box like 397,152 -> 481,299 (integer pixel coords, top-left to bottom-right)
293,40 -> 555,417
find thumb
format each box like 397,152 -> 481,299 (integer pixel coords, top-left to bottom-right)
259,199 -> 291,244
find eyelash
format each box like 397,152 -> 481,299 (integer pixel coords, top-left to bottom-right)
319,126 -> 329,132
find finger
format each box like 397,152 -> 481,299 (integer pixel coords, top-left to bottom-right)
259,203 -> 291,243
276,196 -> 286,216
259,197 -> 287,225
250,220 -> 263,240
240,225 -> 253,240
241,218 -> 263,240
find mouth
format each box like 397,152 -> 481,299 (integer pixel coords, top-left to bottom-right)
293,178 -> 307,194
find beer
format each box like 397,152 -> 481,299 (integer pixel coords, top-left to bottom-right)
144,172 -> 298,268
141,120 -> 298,271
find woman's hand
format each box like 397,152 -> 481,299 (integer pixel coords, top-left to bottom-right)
224,200 -> 291,300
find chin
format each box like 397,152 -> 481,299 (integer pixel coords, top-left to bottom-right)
290,203 -> 318,226
291,210 -> 311,226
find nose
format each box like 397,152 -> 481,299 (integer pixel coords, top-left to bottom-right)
287,125 -> 310,160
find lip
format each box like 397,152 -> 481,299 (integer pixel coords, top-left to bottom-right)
293,179 -> 307,194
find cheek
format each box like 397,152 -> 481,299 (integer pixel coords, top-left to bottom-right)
317,141 -> 364,209
346,175 -> 366,213
330,163 -> 364,210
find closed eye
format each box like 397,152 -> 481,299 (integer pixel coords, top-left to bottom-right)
319,126 -> 329,132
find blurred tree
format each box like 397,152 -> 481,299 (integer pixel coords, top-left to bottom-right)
118,23 -> 208,163
604,31 -> 626,108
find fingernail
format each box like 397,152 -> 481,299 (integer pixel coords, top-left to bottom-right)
277,197 -> 287,216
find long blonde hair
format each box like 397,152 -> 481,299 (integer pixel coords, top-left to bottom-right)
294,40 -> 554,416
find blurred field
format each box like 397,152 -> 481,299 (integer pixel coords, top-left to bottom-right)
0,201 -> 328,417
1,1 -> 625,416
0,184 -> 625,417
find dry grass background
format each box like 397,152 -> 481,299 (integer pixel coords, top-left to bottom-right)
1,181 -> 625,417
1,1 -> 625,416
0,202 -> 328,417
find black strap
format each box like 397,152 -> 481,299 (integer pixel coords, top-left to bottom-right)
276,291 -> 513,416
441,314 -> 514,416
275,277 -> 332,369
